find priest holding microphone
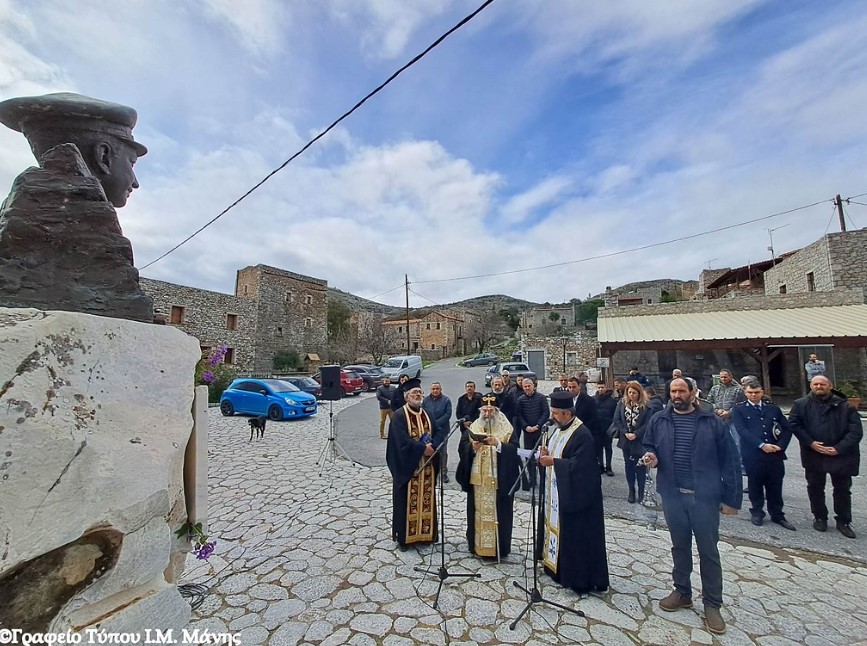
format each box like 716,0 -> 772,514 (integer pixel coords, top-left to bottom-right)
536,390 -> 609,595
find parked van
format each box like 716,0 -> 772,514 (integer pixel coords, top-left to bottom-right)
381,355 -> 423,380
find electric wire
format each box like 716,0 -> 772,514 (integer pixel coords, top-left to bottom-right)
367,284 -> 405,301
844,192 -> 867,200
842,204 -> 859,230
845,200 -> 867,208
823,203 -> 837,235
413,198 -> 831,284
139,0 -> 498,271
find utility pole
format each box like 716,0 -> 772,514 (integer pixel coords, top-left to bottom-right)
767,224 -> 789,262
835,194 -> 847,232
405,274 -> 411,353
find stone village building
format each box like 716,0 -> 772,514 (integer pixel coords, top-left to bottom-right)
142,264 -> 328,374
519,229 -> 867,396
381,309 -> 466,360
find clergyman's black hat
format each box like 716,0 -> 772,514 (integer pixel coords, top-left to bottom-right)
401,378 -> 422,392
549,390 -> 574,411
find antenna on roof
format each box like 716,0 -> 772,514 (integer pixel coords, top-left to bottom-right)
705,258 -> 719,270
767,224 -> 789,262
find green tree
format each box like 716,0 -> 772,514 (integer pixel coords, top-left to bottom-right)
272,349 -> 301,372
576,299 -> 604,324
327,300 -> 352,342
498,307 -> 520,332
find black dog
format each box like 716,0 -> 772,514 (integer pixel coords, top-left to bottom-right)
249,416 -> 266,441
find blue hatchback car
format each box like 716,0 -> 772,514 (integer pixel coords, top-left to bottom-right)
220,378 -> 318,421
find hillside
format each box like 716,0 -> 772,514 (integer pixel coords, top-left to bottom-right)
327,287 -> 402,316
590,278 -> 698,300
439,294 -> 539,312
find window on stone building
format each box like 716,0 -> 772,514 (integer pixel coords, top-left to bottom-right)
431,344 -> 436,350
647,299 -> 653,304
224,347 -> 234,364
436,322 -> 441,330
400,340 -> 406,348
779,284 -> 787,294
285,291 -> 293,303
398,326 -> 403,333
413,341 -> 419,351
243,285 -> 248,295
305,294 -> 313,305
226,314 -> 237,330
170,306 -> 185,324
426,323 -> 431,330
304,317 -> 312,328
276,326 -> 283,337
566,352 -> 578,365
806,272 -> 815,292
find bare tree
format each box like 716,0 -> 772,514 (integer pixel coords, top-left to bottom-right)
464,307 -> 509,354
358,315 -> 398,364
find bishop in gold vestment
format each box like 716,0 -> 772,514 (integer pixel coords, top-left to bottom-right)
456,394 -> 521,558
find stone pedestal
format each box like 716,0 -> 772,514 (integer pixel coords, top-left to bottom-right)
0,308 -> 200,631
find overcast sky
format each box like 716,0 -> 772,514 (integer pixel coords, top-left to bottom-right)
1,0 -> 866,308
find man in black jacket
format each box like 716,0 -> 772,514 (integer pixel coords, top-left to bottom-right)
568,377 -> 603,474
788,375 -> 862,538
456,381 -> 483,433
515,378 -> 550,490
593,382 -> 618,475
376,377 -> 396,439
490,375 -> 516,424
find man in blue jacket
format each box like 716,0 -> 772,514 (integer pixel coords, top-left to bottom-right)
423,382 -> 453,483
731,381 -> 795,530
642,378 -> 741,636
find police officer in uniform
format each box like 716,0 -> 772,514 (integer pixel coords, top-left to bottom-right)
731,381 -> 795,530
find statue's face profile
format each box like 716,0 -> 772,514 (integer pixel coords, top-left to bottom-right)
97,140 -> 140,208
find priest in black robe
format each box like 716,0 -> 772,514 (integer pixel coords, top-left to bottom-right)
386,378 -> 445,550
537,390 -> 609,594
455,393 -> 521,559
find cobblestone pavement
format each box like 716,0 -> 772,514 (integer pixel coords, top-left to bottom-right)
182,402 -> 867,645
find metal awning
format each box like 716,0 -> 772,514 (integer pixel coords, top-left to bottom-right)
598,304 -> 867,348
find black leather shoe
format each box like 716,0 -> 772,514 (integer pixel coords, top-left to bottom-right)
837,522 -> 856,539
605,468 -> 615,477
628,491 -> 636,504
751,516 -> 763,526
442,475 -> 450,483
773,518 -> 796,531
813,518 -> 828,532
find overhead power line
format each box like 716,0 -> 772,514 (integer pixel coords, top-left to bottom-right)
139,0 -> 498,271
413,197 -> 833,285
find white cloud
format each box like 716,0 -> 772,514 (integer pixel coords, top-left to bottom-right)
194,0 -> 292,58
499,175 -> 573,226
325,0 -> 457,60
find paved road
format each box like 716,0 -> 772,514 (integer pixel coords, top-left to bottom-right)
337,359 -> 867,564
184,399 -> 867,645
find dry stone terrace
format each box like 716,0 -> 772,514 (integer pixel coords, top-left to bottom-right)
182,395 -> 867,645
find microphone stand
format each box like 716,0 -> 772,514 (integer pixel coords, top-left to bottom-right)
414,421 -> 480,608
507,423 -> 584,629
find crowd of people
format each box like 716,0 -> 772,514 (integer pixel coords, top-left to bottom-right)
382,365 -> 862,636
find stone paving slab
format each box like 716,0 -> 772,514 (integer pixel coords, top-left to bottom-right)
183,402 -> 867,645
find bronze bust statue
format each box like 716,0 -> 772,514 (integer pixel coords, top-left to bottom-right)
0,92 -> 153,322
0,92 -> 147,207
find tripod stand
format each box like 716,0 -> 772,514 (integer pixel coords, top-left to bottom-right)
316,399 -> 355,476
414,422 -> 480,608
507,426 -> 584,629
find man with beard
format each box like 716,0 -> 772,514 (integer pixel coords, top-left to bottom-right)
490,375 -> 516,424
456,393 -> 521,559
537,391 -> 609,595
613,378 -> 627,401
642,378 -> 741,635
788,375 -> 862,538
386,379 -> 445,551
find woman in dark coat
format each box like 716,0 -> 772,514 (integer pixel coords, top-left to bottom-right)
613,382 -> 653,503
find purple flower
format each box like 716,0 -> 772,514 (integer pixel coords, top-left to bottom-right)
202,370 -> 216,384
195,541 -> 217,560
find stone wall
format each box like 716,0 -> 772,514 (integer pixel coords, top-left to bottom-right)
142,264 -> 329,375
237,265 -> 328,373
521,306 -> 574,331
521,332 -> 599,380
603,286 -> 663,308
763,230 -> 867,296
597,289 -> 865,319
142,277 -> 256,370
0,308 -> 200,632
